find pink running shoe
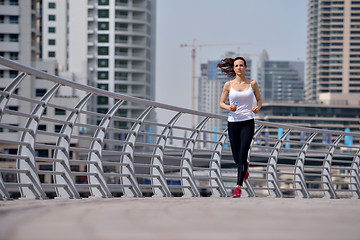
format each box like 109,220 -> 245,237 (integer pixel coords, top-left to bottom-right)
232,187 -> 241,198
244,161 -> 250,181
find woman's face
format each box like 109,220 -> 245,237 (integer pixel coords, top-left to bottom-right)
233,59 -> 247,75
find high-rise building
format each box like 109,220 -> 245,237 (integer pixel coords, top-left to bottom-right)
0,0 -> 83,163
0,0 -> 39,65
306,0 -> 360,105
257,50 -> 304,102
0,0 -> 157,147
87,0 -> 156,121
41,0 -> 68,71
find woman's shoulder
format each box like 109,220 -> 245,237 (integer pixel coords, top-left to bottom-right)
223,80 -> 232,89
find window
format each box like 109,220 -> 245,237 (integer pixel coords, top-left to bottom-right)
55,108 -> 66,115
9,70 -> 18,78
9,34 -> 19,42
36,88 -> 47,97
35,149 -> 48,158
116,11 -> 128,18
98,0 -> 109,5
38,125 -> 47,131
0,34 -> 4,42
97,108 -> 108,114
9,16 -> 19,24
0,16 -> 4,23
115,72 -> 128,80
115,60 -> 127,68
9,0 -> 18,5
48,39 -> 56,45
98,34 -> 109,43
97,96 -> 109,105
116,109 -> 127,117
115,35 -> 128,43
98,59 -> 109,68
97,84 -> 108,90
98,71 -> 109,79
98,22 -> 109,30
48,51 -> 56,57
48,27 -> 56,33
9,52 -> 18,60
116,0 -> 128,5
115,84 -> 127,93
48,2 -> 56,8
48,15 -> 56,21
98,47 -> 109,55
54,125 -> 62,133
98,10 -> 109,18
8,106 -> 18,111
115,48 -> 128,56
116,23 -> 128,31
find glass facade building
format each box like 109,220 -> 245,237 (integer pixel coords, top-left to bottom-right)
257,50 -> 304,102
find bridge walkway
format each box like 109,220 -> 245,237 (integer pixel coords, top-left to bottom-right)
0,197 -> 359,240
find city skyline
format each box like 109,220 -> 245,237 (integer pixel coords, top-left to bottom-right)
155,0 -> 308,118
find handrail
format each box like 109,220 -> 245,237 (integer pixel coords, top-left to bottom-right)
0,56 -> 359,200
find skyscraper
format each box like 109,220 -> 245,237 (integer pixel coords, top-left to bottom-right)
0,0 -> 81,160
257,50 -> 304,102
0,0 -> 157,151
87,0 -> 156,107
306,0 -> 360,105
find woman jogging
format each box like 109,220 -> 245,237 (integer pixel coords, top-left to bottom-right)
218,57 -> 262,198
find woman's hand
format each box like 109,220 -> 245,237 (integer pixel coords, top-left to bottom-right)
252,106 -> 260,114
229,104 -> 236,112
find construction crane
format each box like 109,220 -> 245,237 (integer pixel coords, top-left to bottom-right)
180,38 -> 251,127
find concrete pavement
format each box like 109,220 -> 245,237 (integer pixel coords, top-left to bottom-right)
1,197 -> 360,240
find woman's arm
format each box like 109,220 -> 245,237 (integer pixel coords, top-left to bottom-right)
251,80 -> 262,114
219,81 -> 236,111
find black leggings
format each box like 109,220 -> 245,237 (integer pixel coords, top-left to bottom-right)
228,119 -> 254,186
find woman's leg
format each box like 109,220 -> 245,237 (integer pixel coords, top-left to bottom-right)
236,119 -> 254,186
228,121 -> 241,165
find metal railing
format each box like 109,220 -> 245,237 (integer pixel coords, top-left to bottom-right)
0,56 -> 359,200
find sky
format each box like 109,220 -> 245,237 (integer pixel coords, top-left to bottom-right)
155,0 -> 308,122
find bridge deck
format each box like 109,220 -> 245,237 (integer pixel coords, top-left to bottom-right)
1,197 -> 359,240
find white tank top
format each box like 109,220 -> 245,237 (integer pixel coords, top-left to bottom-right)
227,81 -> 254,122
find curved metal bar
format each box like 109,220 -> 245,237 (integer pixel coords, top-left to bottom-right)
150,112 -> 183,197
53,93 -> 93,199
120,106 -> 154,197
180,117 -> 209,197
321,135 -> 342,199
294,132 -> 317,198
209,129 -> 228,197
266,129 -> 291,198
0,72 -> 27,122
0,73 -> 27,200
0,175 -> 10,200
350,149 -> 360,198
17,83 -> 62,199
88,100 -> 125,198
1,57 -> 360,200
0,56 -> 226,122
